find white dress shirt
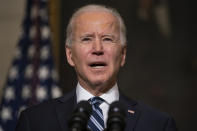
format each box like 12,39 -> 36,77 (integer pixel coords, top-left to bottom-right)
76,82 -> 119,127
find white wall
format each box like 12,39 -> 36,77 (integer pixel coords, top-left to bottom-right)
0,0 -> 25,98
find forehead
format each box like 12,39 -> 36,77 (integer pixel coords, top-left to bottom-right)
73,11 -> 120,33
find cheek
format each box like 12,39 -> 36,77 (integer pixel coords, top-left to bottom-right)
72,47 -> 89,65
107,49 -> 123,67
113,48 -> 123,61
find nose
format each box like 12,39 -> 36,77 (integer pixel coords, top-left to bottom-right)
92,38 -> 104,55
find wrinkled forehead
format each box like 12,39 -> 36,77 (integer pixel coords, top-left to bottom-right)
73,11 -> 120,35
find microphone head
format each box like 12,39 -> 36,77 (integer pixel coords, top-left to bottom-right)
107,101 -> 126,131
68,101 -> 92,131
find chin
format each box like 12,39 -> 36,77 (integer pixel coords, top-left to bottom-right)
91,78 -> 114,88
89,79 -> 107,87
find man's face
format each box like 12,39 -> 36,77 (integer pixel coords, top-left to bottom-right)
66,11 -> 126,92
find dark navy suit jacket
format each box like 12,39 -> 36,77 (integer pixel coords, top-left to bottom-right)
15,89 -> 177,131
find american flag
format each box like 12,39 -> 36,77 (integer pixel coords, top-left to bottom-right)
0,0 -> 62,130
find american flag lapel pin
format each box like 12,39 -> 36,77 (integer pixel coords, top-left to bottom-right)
128,110 -> 135,114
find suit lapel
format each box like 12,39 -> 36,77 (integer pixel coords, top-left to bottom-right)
119,93 -> 141,131
55,90 -> 77,131
54,90 -> 141,131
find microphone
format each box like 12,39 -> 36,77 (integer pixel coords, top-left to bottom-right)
106,101 -> 126,131
68,101 -> 92,131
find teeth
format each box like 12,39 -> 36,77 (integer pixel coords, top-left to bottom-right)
92,66 -> 105,68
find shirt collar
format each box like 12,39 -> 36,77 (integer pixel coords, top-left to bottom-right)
76,83 -> 94,103
76,82 -> 119,104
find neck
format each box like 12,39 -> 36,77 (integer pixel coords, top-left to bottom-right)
78,80 -> 116,96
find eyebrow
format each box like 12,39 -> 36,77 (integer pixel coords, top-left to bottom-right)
102,34 -> 115,38
79,33 -> 95,39
79,33 -> 118,40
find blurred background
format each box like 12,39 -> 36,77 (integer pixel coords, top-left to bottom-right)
0,0 -> 196,131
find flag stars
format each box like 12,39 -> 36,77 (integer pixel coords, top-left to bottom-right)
9,66 -> 19,80
14,46 -> 22,59
4,87 -> 15,102
36,86 -> 47,101
25,64 -> 33,79
28,44 -> 36,59
38,66 -> 49,80
0,2 -> 64,130
51,86 -> 62,98
31,5 -> 38,20
41,26 -> 50,40
40,46 -> 49,60
0,107 -> 12,122
51,69 -> 59,81
39,8 -> 48,21
22,85 -> 31,99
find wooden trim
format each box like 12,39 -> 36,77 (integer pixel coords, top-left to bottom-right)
49,0 -> 61,71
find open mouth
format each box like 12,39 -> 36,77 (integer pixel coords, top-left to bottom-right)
89,62 -> 107,68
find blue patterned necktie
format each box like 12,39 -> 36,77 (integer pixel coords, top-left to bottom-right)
88,97 -> 105,131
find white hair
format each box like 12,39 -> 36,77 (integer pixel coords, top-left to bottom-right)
65,4 -> 127,46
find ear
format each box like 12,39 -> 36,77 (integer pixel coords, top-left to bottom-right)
65,45 -> 75,67
120,45 -> 127,67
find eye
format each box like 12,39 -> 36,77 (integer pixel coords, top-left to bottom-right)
103,37 -> 113,42
82,37 -> 92,41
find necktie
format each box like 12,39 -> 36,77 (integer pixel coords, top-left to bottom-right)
88,97 -> 105,131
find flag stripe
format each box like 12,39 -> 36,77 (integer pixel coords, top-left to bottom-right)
0,0 -> 62,130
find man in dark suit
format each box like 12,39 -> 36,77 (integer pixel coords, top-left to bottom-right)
16,4 -> 177,131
